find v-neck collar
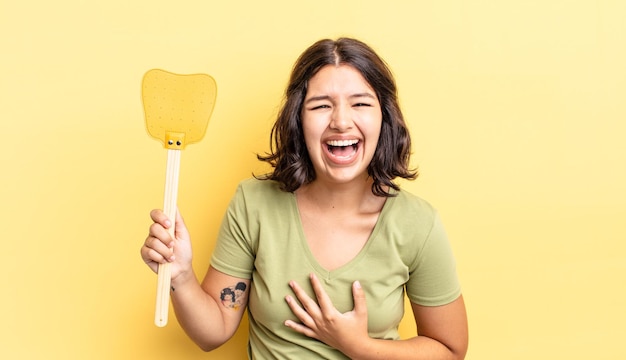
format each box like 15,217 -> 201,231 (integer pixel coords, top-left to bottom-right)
289,191 -> 395,280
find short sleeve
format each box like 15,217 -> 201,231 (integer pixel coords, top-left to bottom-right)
210,184 -> 256,279
405,212 -> 461,306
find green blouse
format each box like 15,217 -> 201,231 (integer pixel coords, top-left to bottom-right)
211,178 -> 461,359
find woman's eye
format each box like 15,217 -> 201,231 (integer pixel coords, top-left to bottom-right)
354,103 -> 372,107
311,104 -> 330,110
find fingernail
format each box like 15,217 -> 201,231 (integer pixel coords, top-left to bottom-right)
354,280 -> 361,289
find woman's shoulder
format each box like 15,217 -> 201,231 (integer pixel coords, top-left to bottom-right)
391,188 -> 437,218
381,188 -> 442,238
381,189 -> 446,259
235,178 -> 292,204
237,177 -> 284,193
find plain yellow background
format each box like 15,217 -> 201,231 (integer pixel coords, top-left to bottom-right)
1,0 -> 625,359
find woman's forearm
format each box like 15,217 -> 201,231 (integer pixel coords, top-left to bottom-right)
346,335 -> 465,360
169,271 -> 231,351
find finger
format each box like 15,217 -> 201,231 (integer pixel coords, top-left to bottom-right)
150,209 -> 172,229
174,208 -> 189,239
289,280 -> 320,316
142,236 -> 174,263
285,295 -> 316,329
148,222 -> 175,248
284,318 -> 318,339
140,247 -> 162,272
352,280 -> 368,317
140,242 -> 169,272
309,273 -> 335,314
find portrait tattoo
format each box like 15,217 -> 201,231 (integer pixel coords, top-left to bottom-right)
220,282 -> 247,310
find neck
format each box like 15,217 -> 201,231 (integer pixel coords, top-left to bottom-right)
296,177 -> 384,214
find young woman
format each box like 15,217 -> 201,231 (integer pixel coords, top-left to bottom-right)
141,37 -> 468,359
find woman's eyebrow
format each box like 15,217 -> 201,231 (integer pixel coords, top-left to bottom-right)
350,92 -> 376,100
304,95 -> 332,104
304,92 -> 375,104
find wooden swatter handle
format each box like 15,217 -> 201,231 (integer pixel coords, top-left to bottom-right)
155,149 -> 181,327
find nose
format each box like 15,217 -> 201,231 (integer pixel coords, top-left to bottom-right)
329,103 -> 353,131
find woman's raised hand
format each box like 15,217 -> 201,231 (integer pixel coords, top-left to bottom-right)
140,209 -> 193,280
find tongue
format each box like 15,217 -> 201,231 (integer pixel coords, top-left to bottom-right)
329,145 -> 356,157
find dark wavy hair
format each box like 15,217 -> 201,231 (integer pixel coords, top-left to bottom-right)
256,37 -> 417,197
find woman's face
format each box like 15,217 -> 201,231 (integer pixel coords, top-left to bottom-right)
301,64 -> 382,186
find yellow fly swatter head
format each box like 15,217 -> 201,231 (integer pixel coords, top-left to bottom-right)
142,69 -> 217,149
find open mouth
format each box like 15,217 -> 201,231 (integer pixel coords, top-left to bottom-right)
326,139 -> 359,158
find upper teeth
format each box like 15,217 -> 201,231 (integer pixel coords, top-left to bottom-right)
327,139 -> 359,147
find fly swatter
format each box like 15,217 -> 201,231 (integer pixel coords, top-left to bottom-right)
142,69 -> 217,327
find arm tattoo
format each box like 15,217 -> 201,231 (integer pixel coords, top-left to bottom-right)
219,282 -> 247,310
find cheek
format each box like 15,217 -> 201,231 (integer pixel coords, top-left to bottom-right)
301,119 -> 321,149
366,118 -> 383,147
